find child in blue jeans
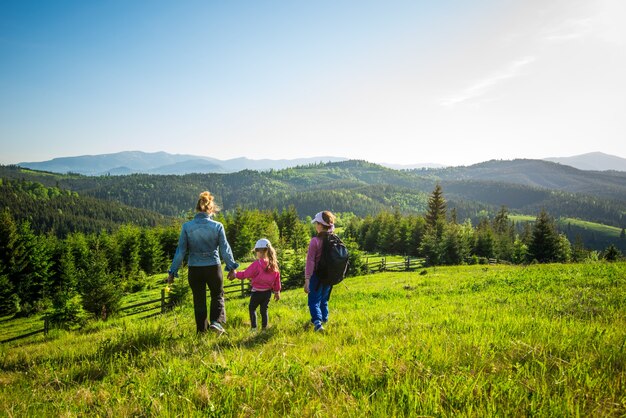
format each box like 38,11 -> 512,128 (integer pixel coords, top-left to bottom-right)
304,211 -> 336,332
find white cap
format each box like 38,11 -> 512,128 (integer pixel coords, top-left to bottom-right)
254,238 -> 271,249
311,211 -> 331,226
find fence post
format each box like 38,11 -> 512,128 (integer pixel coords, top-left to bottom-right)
161,288 -> 166,314
241,279 -> 245,298
406,257 -> 410,271
380,257 -> 386,272
44,317 -> 49,335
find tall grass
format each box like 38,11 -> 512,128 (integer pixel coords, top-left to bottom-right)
1,263 -> 625,416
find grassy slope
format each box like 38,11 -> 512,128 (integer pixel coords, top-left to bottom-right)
0,264 -> 255,342
511,215 -> 623,238
1,263 -> 625,416
558,218 -> 622,238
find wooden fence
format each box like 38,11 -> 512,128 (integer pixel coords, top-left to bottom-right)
363,257 -> 425,273
1,280 -> 252,344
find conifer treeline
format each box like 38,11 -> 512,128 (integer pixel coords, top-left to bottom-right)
1,186 -> 624,319
0,177 -> 167,236
0,207 -> 319,317
344,185 -> 624,266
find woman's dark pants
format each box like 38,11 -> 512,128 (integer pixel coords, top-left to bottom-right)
188,265 -> 225,332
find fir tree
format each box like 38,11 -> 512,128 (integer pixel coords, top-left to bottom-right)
11,222 -> 53,314
571,235 -> 588,262
493,206 -> 510,235
474,219 -> 496,259
140,228 -> 164,275
80,240 -> 122,319
528,209 -> 560,263
0,209 -> 17,275
117,224 -> 141,282
602,244 -> 622,261
0,260 -> 18,315
449,207 -> 458,225
46,244 -> 87,329
425,183 -> 446,236
442,224 -> 464,265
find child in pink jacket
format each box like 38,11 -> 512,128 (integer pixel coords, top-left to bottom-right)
229,238 -> 281,330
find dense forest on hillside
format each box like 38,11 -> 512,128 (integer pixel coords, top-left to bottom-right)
430,159 -> 626,200
1,161 -> 624,231
0,177 -> 168,236
2,185 -> 623,320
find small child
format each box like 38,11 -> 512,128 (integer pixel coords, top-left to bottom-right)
229,238 -> 281,330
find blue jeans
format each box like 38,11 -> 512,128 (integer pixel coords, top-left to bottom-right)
308,274 -> 331,327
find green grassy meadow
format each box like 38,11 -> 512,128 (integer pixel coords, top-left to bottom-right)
511,215 -> 623,238
1,263 -> 625,416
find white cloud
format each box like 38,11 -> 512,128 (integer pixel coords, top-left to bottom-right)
439,56 -> 536,108
595,0 -> 626,45
543,18 -> 593,42
542,0 -> 626,45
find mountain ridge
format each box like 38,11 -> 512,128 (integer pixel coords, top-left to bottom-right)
3,158 -> 625,229
18,151 -> 348,175
18,150 -> 626,175
543,151 -> 626,172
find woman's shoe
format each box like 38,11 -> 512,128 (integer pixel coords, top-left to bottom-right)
209,321 -> 225,334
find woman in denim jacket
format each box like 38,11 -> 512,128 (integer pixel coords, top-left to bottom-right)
167,191 -> 239,334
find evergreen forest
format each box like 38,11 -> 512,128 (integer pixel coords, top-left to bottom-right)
1,161 -> 624,320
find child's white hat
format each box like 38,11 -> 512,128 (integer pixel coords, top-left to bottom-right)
254,238 -> 271,249
311,211 -> 331,226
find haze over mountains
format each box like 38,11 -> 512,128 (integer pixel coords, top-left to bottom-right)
544,152 -> 626,172
18,151 -> 347,175
17,151 -> 626,175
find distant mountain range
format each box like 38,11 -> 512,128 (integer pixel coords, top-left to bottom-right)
16,150 -> 626,175
432,159 -> 626,200
543,152 -> 626,172
18,151 -> 348,175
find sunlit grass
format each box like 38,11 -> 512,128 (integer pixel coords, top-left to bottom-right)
510,214 -> 622,238
1,262 -> 625,416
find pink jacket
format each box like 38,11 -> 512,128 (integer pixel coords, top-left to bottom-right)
305,236 -> 323,280
235,259 -> 281,292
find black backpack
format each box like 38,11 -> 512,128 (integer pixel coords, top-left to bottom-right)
315,233 -> 349,287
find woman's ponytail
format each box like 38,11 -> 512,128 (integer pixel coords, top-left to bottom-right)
196,191 -> 219,214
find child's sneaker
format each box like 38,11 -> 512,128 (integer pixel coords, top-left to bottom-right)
209,321 -> 225,334
314,324 -> 325,332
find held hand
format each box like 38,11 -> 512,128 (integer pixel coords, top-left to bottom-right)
304,279 -> 310,294
227,270 -> 236,280
274,292 -> 281,301
167,274 -> 175,284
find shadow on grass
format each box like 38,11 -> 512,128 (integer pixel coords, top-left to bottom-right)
96,326 -> 172,360
240,327 -> 278,348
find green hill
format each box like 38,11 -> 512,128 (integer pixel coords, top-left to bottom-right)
2,160 -> 624,231
511,215 -> 626,252
0,176 -> 169,236
1,263 -> 625,416
433,159 -> 626,199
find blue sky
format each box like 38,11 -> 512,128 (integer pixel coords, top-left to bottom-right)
1,0 -> 625,166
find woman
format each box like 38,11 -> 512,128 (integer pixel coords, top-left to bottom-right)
168,191 -> 239,334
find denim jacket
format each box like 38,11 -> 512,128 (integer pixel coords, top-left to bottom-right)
168,213 -> 239,277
